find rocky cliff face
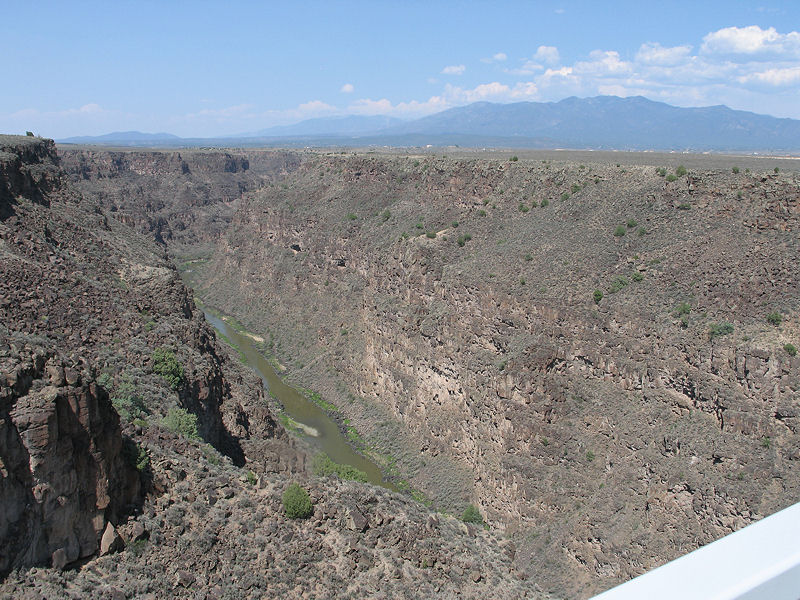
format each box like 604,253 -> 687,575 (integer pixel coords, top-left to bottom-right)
182,152 -> 798,597
0,136 -> 296,574
58,148 -> 300,251
2,139 -> 543,599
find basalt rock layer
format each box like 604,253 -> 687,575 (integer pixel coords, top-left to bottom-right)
164,151 -> 798,598
1,138 -> 543,599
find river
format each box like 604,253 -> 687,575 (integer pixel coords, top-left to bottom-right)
203,310 -> 395,490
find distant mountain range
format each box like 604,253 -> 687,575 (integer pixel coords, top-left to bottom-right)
56,96 -> 800,152
59,131 -> 181,145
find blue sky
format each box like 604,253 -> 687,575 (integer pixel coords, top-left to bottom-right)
2,1 -> 799,138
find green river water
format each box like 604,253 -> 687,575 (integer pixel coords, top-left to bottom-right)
203,310 -> 396,490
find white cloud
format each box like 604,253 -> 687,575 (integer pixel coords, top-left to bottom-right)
482,52 -> 508,63
635,42 -> 692,66
348,95 -> 448,117
441,64 -> 466,75
701,25 -> 800,57
738,66 -> 800,86
534,46 -> 559,65
340,83 -> 354,93
574,50 -> 631,75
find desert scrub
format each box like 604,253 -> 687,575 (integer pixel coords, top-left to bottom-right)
151,347 -> 184,389
709,322 -> 734,340
312,453 -> 368,483
675,165 -> 687,176
162,407 -> 199,440
593,289 -> 603,304
121,438 -> 150,472
461,504 -> 484,524
540,198 -> 549,207
282,483 -> 313,519
631,271 -> 643,282
614,225 -> 626,237
767,312 -> 783,326
456,233 -> 472,247
561,192 -> 570,201
785,343 -> 797,357
609,276 -> 629,293
665,174 -> 677,182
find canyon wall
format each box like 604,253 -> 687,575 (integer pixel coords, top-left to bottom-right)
65,147 -> 799,597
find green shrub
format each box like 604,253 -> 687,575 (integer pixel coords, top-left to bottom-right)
509,156 -> 518,162
637,227 -> 647,236
347,213 -> 358,221
675,302 -> 691,316
678,203 -> 691,210
631,272 -> 643,282
665,174 -> 677,182
312,453 -> 367,482
457,233 -> 472,247
675,165 -> 687,176
461,504 -> 483,524
614,225 -> 626,237
478,209 -> 487,217
246,470 -> 258,486
774,167 -> 780,174
122,438 -> 150,472
162,407 -> 199,440
609,276 -> 629,294
656,167 -> 667,177
626,219 -> 637,228
111,378 -> 148,421
426,231 -> 436,239
571,183 -> 581,193
767,312 -> 783,326
785,343 -> 797,357
152,348 -> 184,390
561,192 -> 570,201
524,253 -> 533,261
593,289 -> 603,304
586,450 -> 595,461
709,322 -> 734,339
518,203 -> 530,213
451,221 -> 459,228
381,210 -> 391,222
282,483 -> 313,519
732,166 -> 740,174
540,198 -> 549,207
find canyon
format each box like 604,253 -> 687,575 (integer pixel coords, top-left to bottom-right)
60,145 -> 799,597
1,137 -> 540,599
1,137 -> 797,598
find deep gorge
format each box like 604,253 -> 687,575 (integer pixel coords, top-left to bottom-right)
53,145 -> 800,597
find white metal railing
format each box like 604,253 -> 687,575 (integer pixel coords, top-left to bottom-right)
591,502 -> 800,600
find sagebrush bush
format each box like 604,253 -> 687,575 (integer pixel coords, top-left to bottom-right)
461,504 -> 483,524
282,483 -> 313,519
767,312 -> 783,326
162,407 -> 199,440
709,322 -> 734,339
152,347 -> 184,389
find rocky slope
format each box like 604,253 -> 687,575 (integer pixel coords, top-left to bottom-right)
1,137 -> 544,599
152,151 -> 798,598
58,148 -> 300,254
